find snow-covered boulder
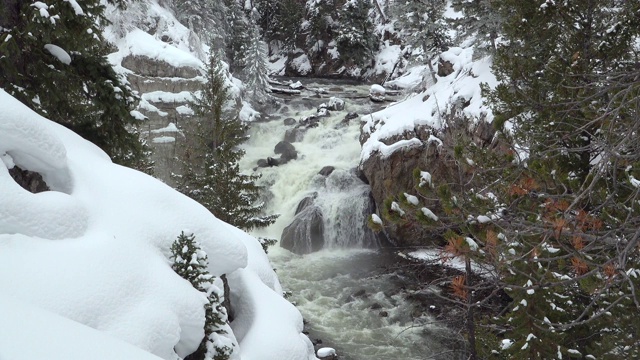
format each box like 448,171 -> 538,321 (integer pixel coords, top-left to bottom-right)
369,84 -> 386,102
0,89 -> 317,360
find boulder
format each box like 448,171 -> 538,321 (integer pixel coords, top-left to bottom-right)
295,192 -> 318,215
438,59 -> 455,77
336,112 -> 359,128
284,128 -> 306,143
369,84 -> 386,102
318,166 -> 335,177
280,206 -> 324,254
283,117 -> 297,126
327,97 -> 345,111
256,159 -> 269,168
274,141 -> 298,161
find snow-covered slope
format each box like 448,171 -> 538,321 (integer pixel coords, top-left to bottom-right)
361,46 -> 498,162
0,89 -> 316,360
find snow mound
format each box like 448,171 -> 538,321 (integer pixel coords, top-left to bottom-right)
361,47 -> 497,162
0,296 -> 164,360
0,89 -> 316,360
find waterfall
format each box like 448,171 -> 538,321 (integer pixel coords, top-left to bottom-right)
239,80 -> 383,253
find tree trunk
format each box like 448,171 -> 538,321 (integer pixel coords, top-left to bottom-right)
465,257 -> 477,360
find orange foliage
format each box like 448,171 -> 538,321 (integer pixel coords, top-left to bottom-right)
509,177 -> 539,197
551,218 -> 568,239
604,263 -> 617,280
451,275 -> 467,300
444,236 -> 468,257
572,236 -> 585,251
571,257 -> 589,276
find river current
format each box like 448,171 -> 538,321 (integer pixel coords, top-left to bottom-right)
239,79 -> 458,360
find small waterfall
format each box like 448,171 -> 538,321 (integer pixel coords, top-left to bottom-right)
239,80 -> 382,253
317,170 -> 379,249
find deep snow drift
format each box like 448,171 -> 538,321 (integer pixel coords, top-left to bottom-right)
0,89 -> 316,360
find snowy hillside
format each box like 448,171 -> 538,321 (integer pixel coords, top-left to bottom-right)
0,89 -> 316,359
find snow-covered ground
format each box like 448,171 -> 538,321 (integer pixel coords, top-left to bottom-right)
361,46 -> 498,162
0,88 -> 316,359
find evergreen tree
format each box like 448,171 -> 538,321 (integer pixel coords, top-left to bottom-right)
335,0 -> 376,66
173,0 -> 228,49
393,0 -> 450,81
175,55 -> 278,230
170,232 -> 233,360
450,0 -> 501,53
224,0 -> 251,72
484,0 -> 640,357
242,25 -> 271,103
0,0 -> 147,168
253,0 -> 303,50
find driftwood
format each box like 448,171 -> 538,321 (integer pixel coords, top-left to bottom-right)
270,87 -> 301,95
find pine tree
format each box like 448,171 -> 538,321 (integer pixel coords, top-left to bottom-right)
0,0 -> 147,168
224,0 -> 250,72
170,232 -> 233,360
450,0 -> 501,53
242,24 -> 271,103
335,0 -> 376,66
393,0 -> 450,82
175,54 -> 278,230
484,0 -> 640,357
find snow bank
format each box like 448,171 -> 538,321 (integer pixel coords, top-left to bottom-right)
0,89 -> 315,360
361,47 -> 497,162
0,296 -> 164,360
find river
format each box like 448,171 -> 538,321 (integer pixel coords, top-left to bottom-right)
239,79 -> 462,360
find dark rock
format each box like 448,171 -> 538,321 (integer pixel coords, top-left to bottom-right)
370,303 -> 383,310
295,192 -> 318,215
318,166 -> 335,176
256,159 -> 269,168
283,117 -> 297,126
160,34 -> 171,43
379,311 -> 389,317
344,112 -> 359,121
274,141 -> 298,161
267,157 -> 280,167
284,128 -> 306,143
280,206 -> 324,254
9,166 -> 49,193
352,289 -> 367,298
438,59 -> 455,77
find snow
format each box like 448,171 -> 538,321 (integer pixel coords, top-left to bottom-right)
63,0 -> 84,16
368,42 -> 402,77
419,171 -> 433,188
0,296 -> 164,360
143,90 -> 193,104
152,136 -> 175,143
370,84 -> 386,95
404,192 -> 419,205
151,122 -> 181,134
371,213 -> 383,225
44,44 -> 72,65
421,207 -> 438,221
290,53 -> 312,75
406,249 -> 488,275
390,201 -> 405,216
0,89 -> 316,360
176,105 -> 194,115
317,347 -> 336,357
110,28 -> 203,70
360,47 -> 498,162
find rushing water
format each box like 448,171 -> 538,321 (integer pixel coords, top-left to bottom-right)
239,79 -> 458,359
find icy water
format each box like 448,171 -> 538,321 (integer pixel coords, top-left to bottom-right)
240,79 -> 458,359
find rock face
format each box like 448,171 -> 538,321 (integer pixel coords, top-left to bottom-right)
121,55 -> 205,186
359,120 -> 500,246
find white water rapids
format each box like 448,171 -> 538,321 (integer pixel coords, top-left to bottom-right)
239,80 -> 459,359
